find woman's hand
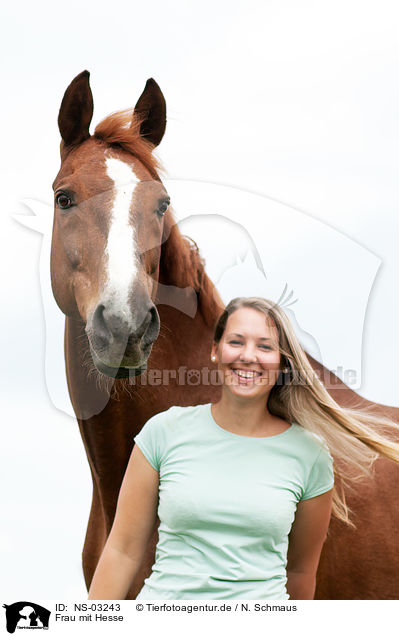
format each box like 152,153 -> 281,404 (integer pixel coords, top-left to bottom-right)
88,444 -> 159,600
286,489 -> 333,600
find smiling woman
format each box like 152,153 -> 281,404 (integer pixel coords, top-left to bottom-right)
87,297 -> 399,600
210,306 -> 284,420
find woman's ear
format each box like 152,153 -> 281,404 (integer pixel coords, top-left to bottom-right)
211,343 -> 218,363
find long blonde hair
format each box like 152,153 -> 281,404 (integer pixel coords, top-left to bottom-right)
213,297 -> 399,525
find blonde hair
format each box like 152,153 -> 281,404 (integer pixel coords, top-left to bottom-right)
213,297 -> 399,525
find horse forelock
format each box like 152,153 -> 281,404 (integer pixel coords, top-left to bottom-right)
94,108 -> 162,179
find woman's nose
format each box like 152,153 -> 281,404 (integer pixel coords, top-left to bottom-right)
239,344 -> 257,362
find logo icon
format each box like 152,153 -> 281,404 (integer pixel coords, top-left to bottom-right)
2,603 -> 51,633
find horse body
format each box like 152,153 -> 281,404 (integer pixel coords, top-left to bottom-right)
52,71 -> 399,599
311,360 -> 399,599
317,457 -> 399,599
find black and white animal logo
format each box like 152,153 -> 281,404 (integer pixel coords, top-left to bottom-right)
2,602 -> 50,633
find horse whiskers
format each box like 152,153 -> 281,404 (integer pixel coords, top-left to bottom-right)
120,380 -> 142,401
159,322 -> 172,335
78,344 -> 152,400
97,374 -> 113,396
78,344 -> 113,395
108,376 -> 144,402
156,324 -> 172,344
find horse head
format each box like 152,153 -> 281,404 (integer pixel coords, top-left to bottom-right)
51,71 -> 170,379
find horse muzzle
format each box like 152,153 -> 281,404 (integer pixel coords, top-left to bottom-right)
86,300 -> 160,377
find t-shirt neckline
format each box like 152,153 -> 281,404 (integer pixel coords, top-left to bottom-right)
206,403 -> 294,440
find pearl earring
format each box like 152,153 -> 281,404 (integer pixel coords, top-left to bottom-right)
211,355 -> 216,362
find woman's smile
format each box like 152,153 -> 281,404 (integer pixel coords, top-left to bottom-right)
231,368 -> 262,380
230,367 -> 264,384
211,306 -> 282,399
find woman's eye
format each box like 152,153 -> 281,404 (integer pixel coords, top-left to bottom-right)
56,193 -> 72,209
229,341 -> 242,345
259,345 -> 272,350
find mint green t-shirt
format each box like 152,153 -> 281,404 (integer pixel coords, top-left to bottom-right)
134,403 -> 334,600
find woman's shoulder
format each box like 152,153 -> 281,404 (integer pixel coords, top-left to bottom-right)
135,403 -> 209,455
143,402 -> 208,429
290,426 -> 334,499
289,423 -> 332,459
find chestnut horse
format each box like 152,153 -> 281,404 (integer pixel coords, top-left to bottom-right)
51,70 -> 399,599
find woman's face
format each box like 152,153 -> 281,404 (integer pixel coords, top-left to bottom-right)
211,307 -> 282,401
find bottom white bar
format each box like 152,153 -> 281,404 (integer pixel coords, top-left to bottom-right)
1,599 -> 398,636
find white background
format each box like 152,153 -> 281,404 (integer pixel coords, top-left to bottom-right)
1,0 -> 398,629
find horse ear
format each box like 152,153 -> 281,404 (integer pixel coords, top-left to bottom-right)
58,70 -> 94,147
133,78 -> 166,147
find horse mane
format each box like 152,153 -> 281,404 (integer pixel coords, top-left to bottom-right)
160,213 -> 224,327
93,108 -> 161,178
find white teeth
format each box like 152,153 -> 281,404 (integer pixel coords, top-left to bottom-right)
233,370 -> 260,378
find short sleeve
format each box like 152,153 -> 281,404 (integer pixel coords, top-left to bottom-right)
301,444 -> 334,500
134,411 -> 168,472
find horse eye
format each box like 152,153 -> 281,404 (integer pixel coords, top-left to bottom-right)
56,193 -> 72,209
156,200 -> 170,217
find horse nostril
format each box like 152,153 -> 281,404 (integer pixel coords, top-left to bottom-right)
133,308 -> 152,340
92,304 -> 108,339
142,305 -> 160,347
92,303 -> 132,344
149,305 -> 159,328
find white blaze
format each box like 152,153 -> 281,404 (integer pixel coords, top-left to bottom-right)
105,156 -> 139,319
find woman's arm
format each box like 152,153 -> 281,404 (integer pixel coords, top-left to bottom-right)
88,444 -> 159,600
286,489 -> 333,600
